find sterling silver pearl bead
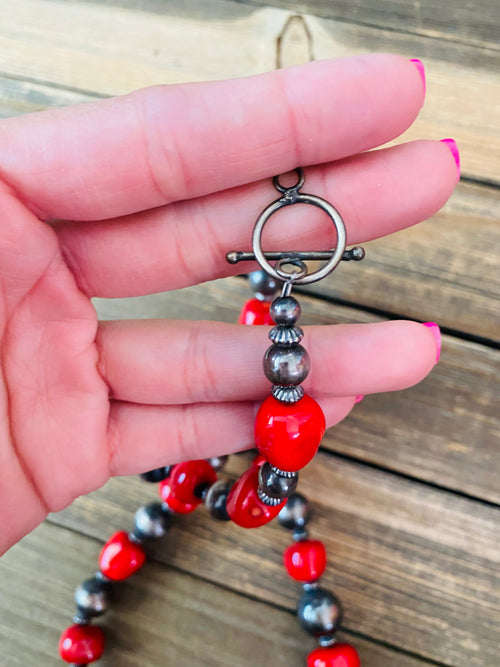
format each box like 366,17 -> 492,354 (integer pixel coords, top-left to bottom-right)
74,577 -> 111,618
134,502 -> 171,539
263,344 -> 310,385
297,587 -> 343,637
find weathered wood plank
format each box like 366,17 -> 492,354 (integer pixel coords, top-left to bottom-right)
48,451 -> 500,667
93,276 -> 500,504
0,0 -> 498,183
236,0 -> 500,50
0,520 -> 433,667
304,180 -> 500,342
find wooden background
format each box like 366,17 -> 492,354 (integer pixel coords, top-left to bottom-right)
0,1 -> 498,665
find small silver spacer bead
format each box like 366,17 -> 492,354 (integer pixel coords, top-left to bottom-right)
257,487 -> 285,506
272,384 -> 304,403
303,581 -> 321,592
293,528 -> 310,542
319,635 -> 337,648
268,325 -> 304,347
270,465 -> 297,478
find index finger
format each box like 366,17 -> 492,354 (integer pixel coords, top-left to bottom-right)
0,54 -> 424,221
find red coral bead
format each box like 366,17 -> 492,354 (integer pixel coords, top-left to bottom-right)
307,644 -> 361,667
98,531 -> 146,581
159,479 -> 199,513
167,460 -> 217,505
59,624 -> 105,663
238,298 -> 273,325
283,539 -> 327,582
226,464 -> 285,528
254,394 -> 326,471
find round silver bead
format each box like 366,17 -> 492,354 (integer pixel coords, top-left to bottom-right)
297,587 -> 343,637
270,296 -> 301,325
268,325 -> 304,347
74,576 -> 111,618
258,462 -> 298,500
272,384 -> 305,403
278,492 -> 310,530
134,502 -> 171,539
248,270 -> 280,301
206,455 -> 229,471
204,478 -> 233,521
263,344 -> 310,386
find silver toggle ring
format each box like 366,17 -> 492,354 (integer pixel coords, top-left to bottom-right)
251,170 -> 347,286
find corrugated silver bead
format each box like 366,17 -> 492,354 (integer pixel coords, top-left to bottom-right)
134,502 -> 171,539
268,325 -> 304,347
263,344 -> 310,385
249,270 -> 280,301
272,385 -> 305,403
297,587 -> 343,637
278,492 -> 310,530
74,576 -> 111,618
270,296 -> 301,325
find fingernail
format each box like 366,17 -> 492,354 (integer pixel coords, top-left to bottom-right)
409,59 -> 426,94
355,394 -> 364,404
440,138 -> 461,182
423,322 -> 441,363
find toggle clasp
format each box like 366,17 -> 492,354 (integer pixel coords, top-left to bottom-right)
226,168 -> 365,286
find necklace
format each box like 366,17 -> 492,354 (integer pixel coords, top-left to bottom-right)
58,169 -> 364,666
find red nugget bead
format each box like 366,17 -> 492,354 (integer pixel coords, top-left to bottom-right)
159,459 -> 217,513
168,460 -> 217,505
283,539 -> 327,582
254,395 -> 326,471
98,531 -> 146,581
238,298 -> 273,325
307,644 -> 361,667
226,465 -> 285,528
59,624 -> 105,663
159,480 -> 198,514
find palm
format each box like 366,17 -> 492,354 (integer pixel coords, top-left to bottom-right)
0,54 -> 455,555
0,195 -> 110,547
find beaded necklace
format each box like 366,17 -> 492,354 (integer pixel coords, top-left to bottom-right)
57,170 -> 363,666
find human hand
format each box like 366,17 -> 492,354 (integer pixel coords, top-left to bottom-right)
0,54 -> 457,555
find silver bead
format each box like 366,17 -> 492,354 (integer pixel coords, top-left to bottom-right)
272,385 -> 305,403
206,455 -> 229,471
263,344 -> 310,385
74,576 -> 111,618
270,296 -> 301,325
134,502 -> 171,539
258,462 -> 298,500
268,325 -> 304,347
248,270 -> 280,301
257,488 -> 285,506
278,492 -> 310,530
204,479 -> 233,521
297,587 -> 343,637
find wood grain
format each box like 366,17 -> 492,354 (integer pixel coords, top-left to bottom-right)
0,521 -> 439,667
0,0 -> 498,183
236,0 -> 500,50
47,451 -> 500,667
93,276 -> 500,504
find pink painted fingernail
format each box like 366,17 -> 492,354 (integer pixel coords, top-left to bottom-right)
409,59 -> 426,94
423,322 -> 441,363
355,394 -> 364,404
440,138 -> 461,182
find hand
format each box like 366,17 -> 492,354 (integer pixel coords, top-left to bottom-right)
0,54 -> 456,554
